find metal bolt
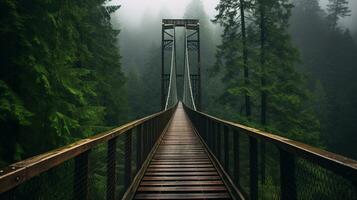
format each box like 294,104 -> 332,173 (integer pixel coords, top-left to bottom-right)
0,170 -> 3,173
16,176 -> 20,182
11,166 -> 16,170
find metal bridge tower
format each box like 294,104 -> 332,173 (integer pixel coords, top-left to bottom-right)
161,19 -> 201,110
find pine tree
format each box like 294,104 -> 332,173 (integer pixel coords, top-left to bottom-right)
213,0 -> 254,118
213,0 -> 321,144
240,0 -> 251,117
290,0 -> 357,157
327,0 -> 351,29
0,0 -> 126,165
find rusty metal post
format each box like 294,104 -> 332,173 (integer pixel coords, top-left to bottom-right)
124,130 -> 132,189
223,126 -> 229,170
205,119 -> 209,146
143,122 -> 148,158
280,149 -> 296,200
150,120 -> 154,147
233,130 -> 240,184
249,136 -> 258,200
216,123 -> 221,160
211,122 -> 216,153
148,121 -> 152,149
74,151 -> 89,200
154,117 -> 160,142
260,141 -> 266,183
202,116 -> 207,140
136,125 -> 143,171
107,138 -> 117,200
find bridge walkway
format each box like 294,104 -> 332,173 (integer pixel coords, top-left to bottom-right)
134,103 -> 231,199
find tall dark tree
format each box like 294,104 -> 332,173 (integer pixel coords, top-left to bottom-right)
290,0 -> 357,158
327,0 -> 351,29
257,0 -> 267,125
240,0 -> 251,117
213,0 -> 320,144
0,0 -> 126,166
213,0 -> 254,119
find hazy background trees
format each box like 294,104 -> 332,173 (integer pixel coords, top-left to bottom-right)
290,0 -> 357,158
0,0 -> 356,167
112,0 -> 356,158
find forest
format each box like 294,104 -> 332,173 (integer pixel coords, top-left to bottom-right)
117,0 -> 357,159
0,0 -> 356,198
0,0 -> 356,167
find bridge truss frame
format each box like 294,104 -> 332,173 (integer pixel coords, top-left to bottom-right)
161,19 -> 201,110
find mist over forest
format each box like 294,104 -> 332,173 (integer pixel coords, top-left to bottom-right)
111,0 -> 357,159
0,0 -> 356,199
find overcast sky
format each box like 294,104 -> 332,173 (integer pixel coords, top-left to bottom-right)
320,0 -> 356,31
109,0 -> 219,27
109,0 -> 355,31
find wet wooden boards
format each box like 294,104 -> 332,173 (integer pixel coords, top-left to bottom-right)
134,104 -> 231,199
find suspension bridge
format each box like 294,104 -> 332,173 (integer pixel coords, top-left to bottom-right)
0,19 -> 356,200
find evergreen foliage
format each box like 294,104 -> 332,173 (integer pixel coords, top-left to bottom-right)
212,0 -> 321,145
326,0 -> 351,29
0,0 -> 127,166
291,0 -> 357,158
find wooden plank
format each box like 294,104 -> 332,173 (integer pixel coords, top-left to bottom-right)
142,176 -> 221,181
137,186 -> 227,192
134,193 -> 231,199
133,104 -> 232,199
151,159 -> 210,162
145,171 -> 218,176
149,164 -> 213,168
140,180 -> 224,186
146,168 -> 216,172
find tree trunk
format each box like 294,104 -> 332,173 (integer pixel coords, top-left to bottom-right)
240,0 -> 251,117
259,0 -> 267,125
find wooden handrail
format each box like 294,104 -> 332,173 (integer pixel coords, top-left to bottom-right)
184,105 -> 357,181
0,105 -> 176,194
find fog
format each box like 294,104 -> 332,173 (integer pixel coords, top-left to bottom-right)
109,0 -> 355,31
109,0 -> 219,28
320,0 -> 357,31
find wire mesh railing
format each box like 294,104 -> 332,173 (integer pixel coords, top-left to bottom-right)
182,25 -> 197,111
0,105 -> 177,200
184,104 -> 357,200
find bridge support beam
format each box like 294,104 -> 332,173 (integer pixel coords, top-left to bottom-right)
233,130 -> 240,185
107,138 -> 117,200
280,150 -> 296,200
74,151 -> 89,200
161,19 -> 201,109
124,130 -> 132,189
249,137 -> 258,200
136,125 -> 143,171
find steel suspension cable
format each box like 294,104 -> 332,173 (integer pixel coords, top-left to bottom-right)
164,27 -> 178,110
182,26 -> 197,111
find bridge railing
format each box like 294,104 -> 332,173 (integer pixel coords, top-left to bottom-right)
184,105 -> 357,200
0,105 -> 177,200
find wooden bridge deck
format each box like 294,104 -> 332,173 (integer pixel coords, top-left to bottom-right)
134,104 -> 231,199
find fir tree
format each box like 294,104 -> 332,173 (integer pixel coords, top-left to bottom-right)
0,0 -> 126,165
327,0 -> 351,29
213,0 -> 321,144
